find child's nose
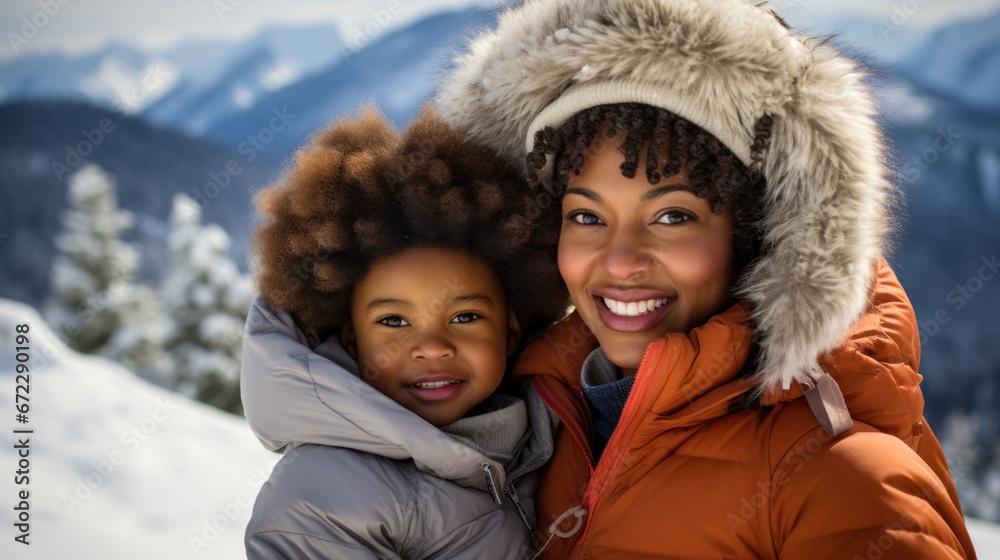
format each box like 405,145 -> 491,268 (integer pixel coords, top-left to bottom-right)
410,332 -> 456,361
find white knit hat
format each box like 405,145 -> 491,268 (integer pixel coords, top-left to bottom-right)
435,0 -> 891,427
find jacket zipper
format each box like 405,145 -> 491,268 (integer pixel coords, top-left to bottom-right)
572,340 -> 666,548
503,483 -> 541,550
532,377 -> 595,470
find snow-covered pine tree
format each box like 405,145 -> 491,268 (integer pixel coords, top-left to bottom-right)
45,164 -> 170,375
162,193 -> 253,414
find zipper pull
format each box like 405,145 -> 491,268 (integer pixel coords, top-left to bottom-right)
549,505 -> 586,539
481,463 -> 502,505
504,483 -> 541,550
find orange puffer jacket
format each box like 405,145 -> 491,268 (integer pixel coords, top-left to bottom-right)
514,261 -> 977,559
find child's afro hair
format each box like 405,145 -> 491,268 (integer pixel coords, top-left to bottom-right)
252,105 -> 570,339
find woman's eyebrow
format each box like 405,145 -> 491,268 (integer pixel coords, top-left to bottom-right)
564,187 -> 601,201
641,184 -> 692,201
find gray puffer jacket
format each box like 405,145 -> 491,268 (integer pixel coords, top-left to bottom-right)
241,296 -> 557,559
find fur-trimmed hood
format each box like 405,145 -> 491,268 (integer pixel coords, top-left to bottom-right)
434,0 -> 892,399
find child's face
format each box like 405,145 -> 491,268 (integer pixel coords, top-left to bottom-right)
343,247 -> 519,427
558,130 -> 733,375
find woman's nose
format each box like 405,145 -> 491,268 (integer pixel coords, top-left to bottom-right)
409,331 -> 456,361
600,228 -> 655,281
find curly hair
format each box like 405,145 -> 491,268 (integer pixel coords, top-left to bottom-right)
253,105 -> 569,339
527,103 -> 769,284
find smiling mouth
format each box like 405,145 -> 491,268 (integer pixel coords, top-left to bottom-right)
601,296 -> 675,317
406,378 -> 465,402
408,380 -> 463,389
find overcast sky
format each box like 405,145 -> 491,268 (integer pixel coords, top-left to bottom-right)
2,0 -> 999,60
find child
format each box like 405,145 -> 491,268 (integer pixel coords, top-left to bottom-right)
241,106 -> 569,558
432,0 -> 978,558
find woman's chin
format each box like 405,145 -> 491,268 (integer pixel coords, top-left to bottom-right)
596,338 -> 650,375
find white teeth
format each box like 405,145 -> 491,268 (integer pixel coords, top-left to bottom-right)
411,380 -> 461,389
602,297 -> 673,317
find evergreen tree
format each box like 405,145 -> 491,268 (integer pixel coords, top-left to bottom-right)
45,164 -> 170,375
162,193 -> 253,414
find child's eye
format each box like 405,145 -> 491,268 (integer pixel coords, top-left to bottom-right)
377,315 -> 410,327
451,312 -> 482,324
568,211 -> 602,225
656,210 -> 694,225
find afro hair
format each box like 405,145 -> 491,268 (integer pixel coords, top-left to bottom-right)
252,105 -> 569,339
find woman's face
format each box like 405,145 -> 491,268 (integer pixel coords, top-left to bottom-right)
557,131 -> 734,375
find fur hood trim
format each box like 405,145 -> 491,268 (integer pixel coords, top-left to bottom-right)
434,0 -> 892,397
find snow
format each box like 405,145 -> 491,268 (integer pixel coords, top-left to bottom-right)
0,298 -> 277,559
79,55 -> 179,114
970,518 -> 1000,558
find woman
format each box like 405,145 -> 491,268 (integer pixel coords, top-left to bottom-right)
433,0 -> 978,557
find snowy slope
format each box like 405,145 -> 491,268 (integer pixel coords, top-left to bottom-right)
971,518 -> 1000,558
0,298 -> 278,559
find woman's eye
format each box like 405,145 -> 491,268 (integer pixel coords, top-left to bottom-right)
657,210 -> 692,225
378,316 -> 410,327
451,312 -> 482,324
570,211 -> 602,225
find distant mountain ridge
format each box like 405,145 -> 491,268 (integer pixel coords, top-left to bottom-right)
0,100 -> 282,305
0,23 -> 344,135
204,8 -> 497,154
897,9 -> 1000,114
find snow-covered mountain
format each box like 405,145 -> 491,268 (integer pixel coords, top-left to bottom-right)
0,42 -> 178,112
204,8 -> 495,155
899,9 -> 1000,114
142,24 -> 344,135
0,23 -> 344,135
0,298 -> 278,558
